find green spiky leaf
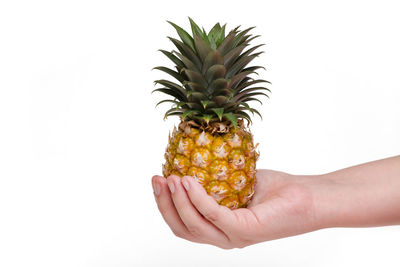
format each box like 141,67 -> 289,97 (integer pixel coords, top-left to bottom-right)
233,27 -> 255,47
152,88 -> 186,101
187,91 -> 208,102
238,44 -> 265,60
224,44 -> 248,68
182,110 -> 198,120
168,37 -> 202,70
235,79 -> 271,92
208,23 -> 222,44
153,66 -> 185,83
211,108 -> 224,121
201,100 -> 210,109
202,114 -> 214,124
184,81 -> 206,92
167,21 -> 195,52
242,65 -> 266,74
228,71 -> 256,89
209,78 -> 229,93
214,88 -> 234,97
251,107 -> 262,119
166,112 -> 184,120
164,107 -> 183,119
226,54 -> 259,78
213,95 -> 228,106
205,64 -> 226,83
218,24 -> 226,46
233,91 -> 269,102
155,99 -> 180,107
193,34 -> 212,61
234,111 -> 253,124
202,50 -> 224,74
159,50 -> 184,68
209,38 -> 217,50
185,102 -> 202,110
241,97 -> 263,105
174,51 -> 201,72
217,27 -> 240,55
188,17 -> 208,41
236,87 -> 271,96
183,69 -> 208,88
223,113 -> 238,128
235,105 -> 262,120
154,79 -> 186,96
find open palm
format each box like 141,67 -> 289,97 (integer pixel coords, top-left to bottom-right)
152,169 -> 318,249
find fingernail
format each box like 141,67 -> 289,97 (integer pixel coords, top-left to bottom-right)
167,181 -> 175,194
182,177 -> 190,191
153,181 -> 160,196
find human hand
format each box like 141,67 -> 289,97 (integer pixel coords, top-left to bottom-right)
151,170 -> 320,249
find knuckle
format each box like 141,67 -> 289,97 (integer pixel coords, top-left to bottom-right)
218,244 -> 234,250
235,243 -> 248,249
229,236 -> 251,249
238,237 -> 251,247
187,225 -> 201,237
204,210 -> 219,222
171,229 -> 185,239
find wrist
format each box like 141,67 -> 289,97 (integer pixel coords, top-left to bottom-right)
301,173 -> 343,229
270,172 -> 335,231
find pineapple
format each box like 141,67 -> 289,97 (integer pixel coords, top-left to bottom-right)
153,18 -> 270,209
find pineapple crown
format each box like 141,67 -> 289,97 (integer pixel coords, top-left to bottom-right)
153,17 -> 270,129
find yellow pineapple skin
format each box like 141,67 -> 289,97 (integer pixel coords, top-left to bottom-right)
163,125 -> 258,209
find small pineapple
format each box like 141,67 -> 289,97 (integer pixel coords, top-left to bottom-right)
153,18 -> 270,209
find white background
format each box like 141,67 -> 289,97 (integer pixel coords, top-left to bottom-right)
0,0 -> 399,266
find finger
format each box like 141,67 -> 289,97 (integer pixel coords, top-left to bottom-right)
167,175 -> 232,249
152,175 -> 198,242
181,176 -> 239,235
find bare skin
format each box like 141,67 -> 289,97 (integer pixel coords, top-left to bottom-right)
151,155 -> 400,249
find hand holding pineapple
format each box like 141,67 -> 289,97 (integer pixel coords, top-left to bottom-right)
152,170 -> 318,249
154,18 -> 269,209
152,156 -> 400,249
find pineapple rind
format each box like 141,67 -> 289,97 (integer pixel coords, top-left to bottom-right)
163,124 -> 257,209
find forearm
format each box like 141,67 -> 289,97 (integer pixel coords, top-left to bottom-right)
312,156 -> 400,228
